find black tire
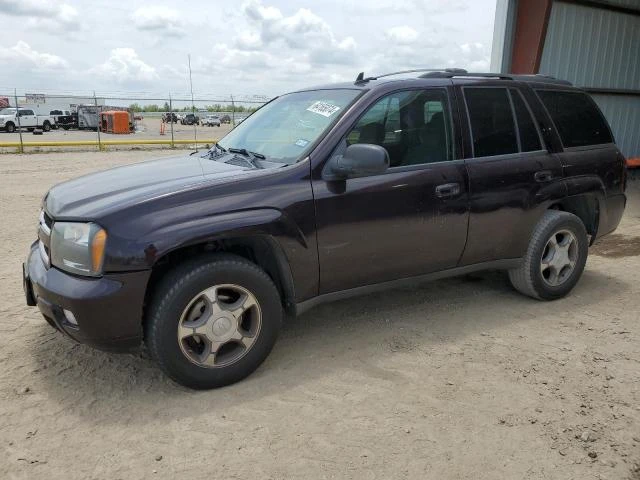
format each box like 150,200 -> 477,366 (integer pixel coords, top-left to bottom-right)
5,122 -> 15,133
42,121 -> 51,132
62,126 -> 70,130
508,210 -> 588,300
145,253 -> 283,389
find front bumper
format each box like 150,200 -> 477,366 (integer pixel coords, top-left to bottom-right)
24,241 -> 151,352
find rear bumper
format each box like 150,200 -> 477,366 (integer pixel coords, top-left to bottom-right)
24,241 -> 150,352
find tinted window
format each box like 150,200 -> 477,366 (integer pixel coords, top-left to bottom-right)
465,88 -> 518,158
510,89 -> 541,152
537,90 -> 612,147
346,89 -> 453,167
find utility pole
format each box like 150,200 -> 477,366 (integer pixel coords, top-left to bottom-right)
188,54 -> 197,151
14,88 -> 23,153
169,93 -> 174,148
94,91 -> 102,151
231,94 -> 235,126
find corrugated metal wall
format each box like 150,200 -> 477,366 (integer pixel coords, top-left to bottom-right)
593,94 -> 640,158
539,1 -> 640,159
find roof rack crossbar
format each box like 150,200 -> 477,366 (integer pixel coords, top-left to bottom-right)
355,68 -> 468,84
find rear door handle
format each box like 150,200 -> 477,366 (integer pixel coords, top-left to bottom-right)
435,182 -> 461,198
534,170 -> 553,182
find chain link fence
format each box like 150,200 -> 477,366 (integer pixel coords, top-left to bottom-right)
0,90 -> 271,153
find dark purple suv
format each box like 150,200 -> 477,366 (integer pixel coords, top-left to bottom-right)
23,69 -> 627,389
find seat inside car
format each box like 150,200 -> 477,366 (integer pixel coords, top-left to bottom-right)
358,122 -> 385,144
403,110 -> 447,165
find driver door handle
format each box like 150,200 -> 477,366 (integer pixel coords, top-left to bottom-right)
534,170 -> 553,183
435,182 -> 461,198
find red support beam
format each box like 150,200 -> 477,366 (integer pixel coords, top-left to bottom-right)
510,0 -> 553,74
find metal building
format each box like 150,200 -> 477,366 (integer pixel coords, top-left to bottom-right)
491,0 -> 640,167
4,94 -> 106,115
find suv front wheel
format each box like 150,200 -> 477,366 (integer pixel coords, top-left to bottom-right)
145,254 -> 283,389
509,210 -> 588,300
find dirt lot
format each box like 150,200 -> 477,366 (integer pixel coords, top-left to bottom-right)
1,151 -> 639,480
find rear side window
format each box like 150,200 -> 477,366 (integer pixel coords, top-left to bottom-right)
536,90 -> 612,147
464,88 -> 518,157
510,89 -> 542,152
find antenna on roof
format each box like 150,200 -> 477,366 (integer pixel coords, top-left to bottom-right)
355,72 -> 364,82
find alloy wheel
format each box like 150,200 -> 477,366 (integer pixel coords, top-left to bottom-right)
540,229 -> 578,287
177,284 -> 262,368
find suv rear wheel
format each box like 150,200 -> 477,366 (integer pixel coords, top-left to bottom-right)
508,210 -> 588,300
145,254 -> 283,389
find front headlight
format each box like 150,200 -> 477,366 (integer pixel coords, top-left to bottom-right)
50,222 -> 107,277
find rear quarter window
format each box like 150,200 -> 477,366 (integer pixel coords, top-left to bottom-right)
536,90 -> 613,148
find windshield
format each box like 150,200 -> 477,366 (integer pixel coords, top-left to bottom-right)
217,89 -> 361,164
0,108 -> 16,115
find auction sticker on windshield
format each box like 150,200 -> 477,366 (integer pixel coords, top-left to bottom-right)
306,101 -> 341,117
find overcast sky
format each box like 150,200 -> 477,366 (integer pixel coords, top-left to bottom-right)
0,0 -> 497,102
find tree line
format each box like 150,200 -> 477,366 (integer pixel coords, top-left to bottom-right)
128,103 -> 259,113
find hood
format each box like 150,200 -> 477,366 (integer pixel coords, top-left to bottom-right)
45,153 -> 262,218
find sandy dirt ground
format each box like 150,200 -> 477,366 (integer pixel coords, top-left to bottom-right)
0,151 -> 639,480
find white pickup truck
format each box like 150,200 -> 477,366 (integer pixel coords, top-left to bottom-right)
0,107 -> 53,133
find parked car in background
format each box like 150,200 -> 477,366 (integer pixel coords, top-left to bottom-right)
220,114 -> 232,124
22,68 -> 627,389
162,112 -> 178,123
49,110 -> 77,130
201,115 -> 221,127
0,108 -> 53,132
181,113 -> 200,125
53,110 -> 78,130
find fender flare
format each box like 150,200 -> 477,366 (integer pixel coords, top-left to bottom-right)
143,208 -> 304,306
145,208 -> 306,260
561,175 -> 606,242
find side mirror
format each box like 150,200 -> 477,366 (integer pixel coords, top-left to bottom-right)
327,143 -> 389,180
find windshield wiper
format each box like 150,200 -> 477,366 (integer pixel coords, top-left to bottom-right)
228,147 -> 265,159
207,143 -> 227,157
228,147 -> 265,168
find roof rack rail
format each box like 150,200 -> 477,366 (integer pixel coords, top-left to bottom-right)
420,71 -> 514,79
354,69 -> 572,86
419,71 -> 573,86
355,68 -> 467,85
